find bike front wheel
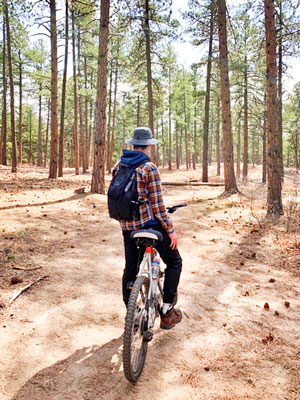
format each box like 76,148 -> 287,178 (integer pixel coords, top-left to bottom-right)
123,276 -> 150,383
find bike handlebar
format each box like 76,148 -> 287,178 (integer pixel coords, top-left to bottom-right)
166,203 -> 188,214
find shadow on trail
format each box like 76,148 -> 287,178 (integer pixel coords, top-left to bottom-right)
13,336 -> 126,400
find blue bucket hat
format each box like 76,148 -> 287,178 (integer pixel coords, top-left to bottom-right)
126,127 -> 159,146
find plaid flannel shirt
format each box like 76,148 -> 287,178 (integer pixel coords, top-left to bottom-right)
112,161 -> 174,233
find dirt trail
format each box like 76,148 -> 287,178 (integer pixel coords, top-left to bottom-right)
1,165 -> 300,400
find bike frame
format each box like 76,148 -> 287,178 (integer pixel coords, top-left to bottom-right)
136,245 -> 163,330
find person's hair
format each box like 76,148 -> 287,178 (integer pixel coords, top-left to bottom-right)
133,145 -> 148,150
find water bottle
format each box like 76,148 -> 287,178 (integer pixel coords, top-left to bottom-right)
151,256 -> 160,293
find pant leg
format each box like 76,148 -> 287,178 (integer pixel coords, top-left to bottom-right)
122,230 -> 143,305
150,225 -> 182,304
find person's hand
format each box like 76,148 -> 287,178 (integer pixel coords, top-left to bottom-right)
168,231 -> 178,250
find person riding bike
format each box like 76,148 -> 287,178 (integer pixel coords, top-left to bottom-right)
112,127 -> 182,330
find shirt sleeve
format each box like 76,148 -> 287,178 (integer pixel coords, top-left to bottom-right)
146,166 -> 174,234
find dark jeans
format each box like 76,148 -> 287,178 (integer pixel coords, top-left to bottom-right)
122,224 -> 182,305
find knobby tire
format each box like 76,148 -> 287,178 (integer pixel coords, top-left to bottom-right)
123,276 -> 149,383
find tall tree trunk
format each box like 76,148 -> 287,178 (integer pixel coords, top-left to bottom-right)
242,54 -> 248,181
18,51 -> 23,165
144,0 -> 155,162
77,25 -> 87,173
91,0 -> 110,193
44,100 -> 50,167
5,2 -> 17,173
37,82 -> 43,166
216,96 -> 221,176
106,64 -> 113,170
168,67 -> 172,170
176,122 -> 179,169
236,119 -> 241,179
49,0 -> 58,178
278,1 -> 284,181
161,118 -> 165,168
184,91 -> 189,170
84,56 -> 89,170
29,110 -> 32,164
202,6 -> 213,182
264,0 -> 283,215
58,0 -> 69,177
109,60 -> 118,173
217,0 -> 238,194
71,8 -> 79,175
262,102 -> 267,183
193,102 -> 197,169
1,14 -> 7,166
137,95 -> 140,126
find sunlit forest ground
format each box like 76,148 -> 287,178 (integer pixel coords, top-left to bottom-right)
1,163 -> 300,400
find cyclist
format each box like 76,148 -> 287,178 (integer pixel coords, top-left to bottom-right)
112,127 -> 182,330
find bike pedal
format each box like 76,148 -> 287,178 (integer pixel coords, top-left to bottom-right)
143,330 -> 153,342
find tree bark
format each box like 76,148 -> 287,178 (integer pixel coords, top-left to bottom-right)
262,103 -> 267,183
278,1 -> 284,180
44,100 -> 50,167
1,14 -> 7,166
71,8 -> 79,175
168,67 -> 172,170
18,50 -> 23,165
58,0 -> 69,177
202,6 -> 213,182
37,82 -> 43,166
106,64 -> 113,170
242,54 -> 248,181
236,119 -> 241,179
91,0 -> 110,193
84,57 -> 89,170
5,2 -> 17,173
144,0 -> 155,162
49,0 -> 58,178
216,96 -> 221,176
109,60 -> 118,173
264,0 -> 283,215
217,0 -> 238,194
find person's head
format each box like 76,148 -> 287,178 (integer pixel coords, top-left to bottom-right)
126,127 -> 158,152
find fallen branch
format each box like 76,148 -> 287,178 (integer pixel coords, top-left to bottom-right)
12,265 -> 42,271
9,275 -> 49,304
162,182 -> 224,187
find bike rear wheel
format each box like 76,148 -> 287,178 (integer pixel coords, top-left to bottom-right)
123,276 -> 149,382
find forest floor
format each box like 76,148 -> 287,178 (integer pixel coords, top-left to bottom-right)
1,163 -> 300,400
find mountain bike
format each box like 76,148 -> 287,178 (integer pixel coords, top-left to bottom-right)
123,203 -> 187,383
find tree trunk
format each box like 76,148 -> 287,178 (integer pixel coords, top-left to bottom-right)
184,91 -> 189,170
242,54 -> 248,181
91,0 -> 110,193
278,2 -> 284,181
264,0 -> 283,215
77,25 -> 87,173
236,119 -> 241,179
49,0 -> 58,178
1,14 -> 7,166
106,64 -> 113,170
109,60 -> 118,173
216,96 -> 221,176
18,51 -> 23,165
137,95 -> 140,126
144,0 -> 155,162
262,104 -> 267,183
168,67 -> 172,170
176,121 -> 179,169
217,0 -> 238,194
5,2 -> 17,173
58,0 -> 69,177
193,102 -> 197,169
202,6 -> 213,182
71,8 -> 79,175
29,110 -> 32,164
84,57 -> 89,170
37,82 -> 43,166
44,100 -> 50,167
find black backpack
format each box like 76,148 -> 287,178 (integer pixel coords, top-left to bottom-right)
108,160 -> 149,221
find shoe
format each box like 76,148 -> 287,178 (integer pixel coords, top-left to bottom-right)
160,307 -> 182,330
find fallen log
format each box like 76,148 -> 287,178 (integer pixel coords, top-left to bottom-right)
162,182 -> 224,187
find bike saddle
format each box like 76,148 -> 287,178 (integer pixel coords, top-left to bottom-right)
131,229 -> 163,242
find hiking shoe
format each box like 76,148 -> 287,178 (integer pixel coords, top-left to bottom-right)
160,307 -> 182,330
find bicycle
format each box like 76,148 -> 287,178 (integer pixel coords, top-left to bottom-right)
122,203 -> 187,383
